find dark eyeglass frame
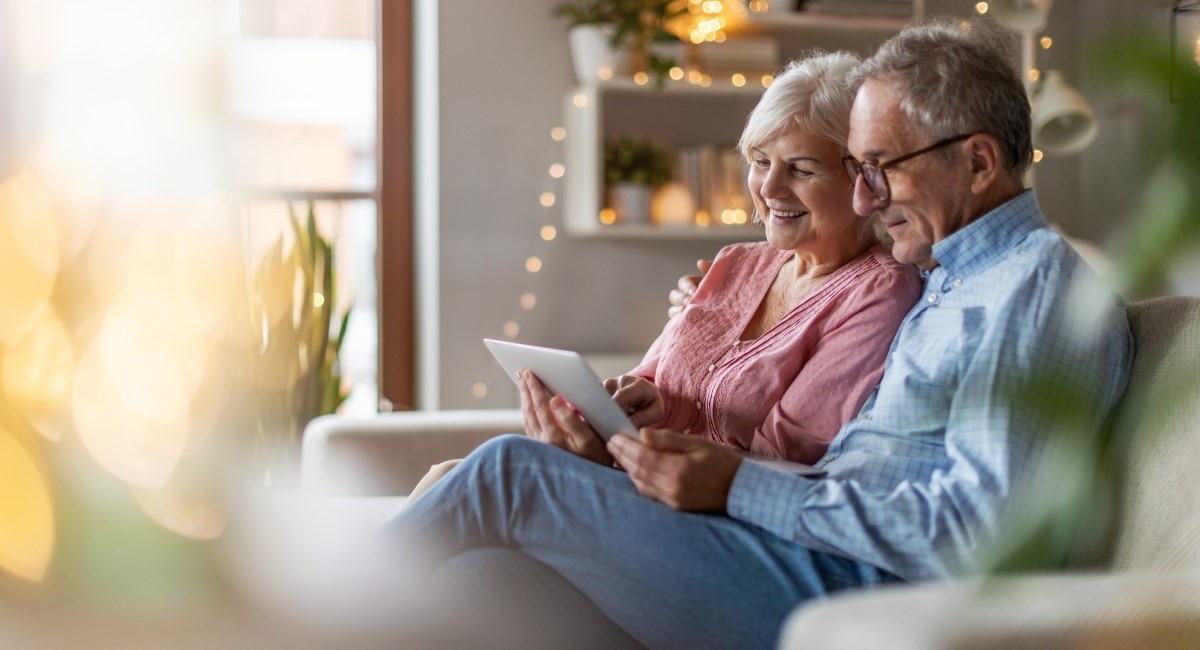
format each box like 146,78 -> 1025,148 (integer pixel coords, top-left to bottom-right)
842,133 -> 979,202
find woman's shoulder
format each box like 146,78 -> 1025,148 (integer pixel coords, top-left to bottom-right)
840,245 -> 923,303
863,245 -> 921,284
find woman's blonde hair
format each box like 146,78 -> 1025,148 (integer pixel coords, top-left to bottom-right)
738,51 -> 861,161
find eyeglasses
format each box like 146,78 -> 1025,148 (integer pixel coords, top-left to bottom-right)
842,133 -> 978,202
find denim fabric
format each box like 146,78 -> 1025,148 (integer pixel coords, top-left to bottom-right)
386,435 -> 899,650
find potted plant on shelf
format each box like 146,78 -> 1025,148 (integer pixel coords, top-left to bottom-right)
555,0 -> 686,85
604,136 -> 673,224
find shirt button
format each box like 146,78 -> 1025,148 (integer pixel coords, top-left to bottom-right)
683,427 -> 691,434
926,292 -> 938,303
707,364 -> 715,372
695,400 -> 702,410
953,278 -> 963,288
858,412 -> 870,421
822,454 -> 836,463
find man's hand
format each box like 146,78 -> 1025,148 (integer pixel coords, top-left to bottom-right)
519,370 -> 613,466
606,428 -> 742,512
667,258 -> 712,319
603,375 -> 664,429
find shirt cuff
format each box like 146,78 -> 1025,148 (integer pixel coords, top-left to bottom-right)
727,460 -> 812,541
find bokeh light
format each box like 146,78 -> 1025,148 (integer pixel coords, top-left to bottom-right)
0,425 -> 56,583
0,170 -> 60,346
2,307 -> 76,442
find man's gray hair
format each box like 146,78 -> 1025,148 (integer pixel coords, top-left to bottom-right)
850,16 -> 1033,178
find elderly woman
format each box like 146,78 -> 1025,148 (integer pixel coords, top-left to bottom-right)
409,52 -> 920,502
582,51 -> 922,465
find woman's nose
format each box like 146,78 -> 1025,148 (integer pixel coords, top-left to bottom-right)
759,167 -> 788,198
851,172 -> 888,217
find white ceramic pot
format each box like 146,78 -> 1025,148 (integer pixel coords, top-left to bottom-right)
609,182 -> 653,224
568,24 -> 631,83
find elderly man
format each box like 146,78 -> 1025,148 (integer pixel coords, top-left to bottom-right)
385,17 -> 1132,650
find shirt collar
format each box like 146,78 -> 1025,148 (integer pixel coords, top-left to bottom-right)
929,189 -> 1045,281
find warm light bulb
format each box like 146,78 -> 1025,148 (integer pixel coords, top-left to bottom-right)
599,208 -> 617,225
597,66 -> 613,81
471,383 -> 488,399
503,321 -> 520,338
540,225 -> 557,241
633,72 -> 650,86
975,2 -> 988,14
520,293 -> 537,310
731,73 -> 745,87
572,93 -> 588,108
1040,36 -> 1053,50
1033,149 -> 1044,163
551,127 -> 566,141
669,67 -> 684,81
761,74 -> 774,88
525,257 -> 542,273
1028,69 -> 1040,82
549,163 -> 565,178
539,192 -> 556,207
695,210 -> 711,227
313,292 -> 325,308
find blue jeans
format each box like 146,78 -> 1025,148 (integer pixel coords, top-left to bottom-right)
384,435 -> 898,650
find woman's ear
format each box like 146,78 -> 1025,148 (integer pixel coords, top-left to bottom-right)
966,134 -> 1004,195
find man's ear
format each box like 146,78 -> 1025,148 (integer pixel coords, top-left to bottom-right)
965,134 -> 1004,195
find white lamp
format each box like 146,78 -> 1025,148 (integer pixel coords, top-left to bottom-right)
988,0 -> 1053,33
1030,70 -> 1098,155
986,0 -> 1095,158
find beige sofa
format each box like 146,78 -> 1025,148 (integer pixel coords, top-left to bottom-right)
301,296 -> 1200,648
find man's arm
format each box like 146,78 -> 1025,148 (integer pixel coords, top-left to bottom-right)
727,272 -> 1134,580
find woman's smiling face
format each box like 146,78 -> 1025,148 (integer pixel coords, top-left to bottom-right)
747,123 -> 860,255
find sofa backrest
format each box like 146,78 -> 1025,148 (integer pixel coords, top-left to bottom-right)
1108,296 -> 1200,571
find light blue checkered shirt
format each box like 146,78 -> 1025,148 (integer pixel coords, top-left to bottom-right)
727,190 -> 1133,581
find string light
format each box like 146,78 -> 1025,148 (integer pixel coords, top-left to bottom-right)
975,2 -> 989,14
1040,36 -> 1053,49
539,191 -> 556,207
1033,149 -> 1044,162
572,93 -> 588,108
599,208 -> 617,225
633,72 -> 650,86
525,257 -> 542,273
549,163 -> 565,178
520,293 -> 537,310
1028,69 -> 1040,82
597,66 -> 613,81
471,383 -> 488,399
503,321 -> 520,338
551,126 -> 566,141
669,67 -> 684,81
761,74 -> 774,88
540,225 -> 557,241
731,73 -> 745,87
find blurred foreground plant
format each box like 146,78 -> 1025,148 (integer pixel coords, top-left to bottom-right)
984,29 -> 1200,575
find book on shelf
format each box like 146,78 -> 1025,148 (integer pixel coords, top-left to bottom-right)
675,144 -> 754,226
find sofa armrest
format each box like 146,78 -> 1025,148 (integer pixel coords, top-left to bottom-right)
779,572 -> 1200,650
301,409 -> 524,496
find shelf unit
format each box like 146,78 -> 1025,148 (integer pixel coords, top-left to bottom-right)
561,1 -> 925,240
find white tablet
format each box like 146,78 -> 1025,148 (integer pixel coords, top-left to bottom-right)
484,338 -> 827,478
484,338 -> 638,442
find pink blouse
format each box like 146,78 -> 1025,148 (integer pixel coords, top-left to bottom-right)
630,242 -> 922,464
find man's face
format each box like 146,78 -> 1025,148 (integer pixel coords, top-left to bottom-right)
847,79 -> 973,270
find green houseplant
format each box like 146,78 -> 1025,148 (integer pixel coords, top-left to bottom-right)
555,0 -> 686,84
604,136 -> 673,223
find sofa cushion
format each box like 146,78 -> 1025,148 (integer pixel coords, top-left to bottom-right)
1109,297 -> 1200,571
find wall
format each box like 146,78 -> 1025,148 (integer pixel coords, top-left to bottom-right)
430,0 -> 1188,409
